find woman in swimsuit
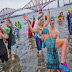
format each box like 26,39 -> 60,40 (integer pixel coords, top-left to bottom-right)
23,8 -> 50,55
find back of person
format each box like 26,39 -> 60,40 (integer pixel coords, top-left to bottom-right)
67,13 -> 70,26
70,12 -> 72,34
70,12 -> 72,24
7,26 -> 16,46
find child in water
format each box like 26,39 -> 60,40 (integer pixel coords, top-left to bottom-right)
41,28 -> 70,72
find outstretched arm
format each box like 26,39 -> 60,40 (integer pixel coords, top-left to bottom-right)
23,13 -> 39,33
44,8 -> 50,27
0,25 -> 7,33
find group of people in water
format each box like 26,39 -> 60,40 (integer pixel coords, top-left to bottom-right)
0,20 -> 21,63
65,8 -> 72,35
0,7 -> 72,72
23,8 -> 71,72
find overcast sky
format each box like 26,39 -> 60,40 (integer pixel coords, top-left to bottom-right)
0,0 -> 72,15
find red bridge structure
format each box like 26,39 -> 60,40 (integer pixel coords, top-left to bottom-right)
0,0 -> 57,19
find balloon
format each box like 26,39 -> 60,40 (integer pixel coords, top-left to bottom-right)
5,27 -> 10,35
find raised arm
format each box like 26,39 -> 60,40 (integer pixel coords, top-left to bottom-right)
44,8 -> 50,27
23,13 -> 39,33
0,25 -> 7,33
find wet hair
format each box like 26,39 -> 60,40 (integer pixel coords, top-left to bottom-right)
6,19 -> 11,23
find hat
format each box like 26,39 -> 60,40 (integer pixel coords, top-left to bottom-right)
49,16 -> 55,21
39,10 -> 44,15
37,14 -> 43,20
41,28 -> 49,35
18,21 -> 19,23
70,8 -> 72,12
33,15 -> 35,20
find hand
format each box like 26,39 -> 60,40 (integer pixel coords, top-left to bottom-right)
23,13 -> 29,21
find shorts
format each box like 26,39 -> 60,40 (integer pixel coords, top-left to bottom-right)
16,32 -> 19,36
36,36 -> 42,51
11,44 -> 17,54
8,44 -> 11,49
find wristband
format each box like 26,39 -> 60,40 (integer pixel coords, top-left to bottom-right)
24,20 -> 29,24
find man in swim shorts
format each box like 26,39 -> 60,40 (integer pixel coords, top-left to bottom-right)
46,16 -> 61,72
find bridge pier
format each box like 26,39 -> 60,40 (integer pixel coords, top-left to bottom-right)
69,0 -> 70,4
58,0 -> 59,7
63,0 -> 64,6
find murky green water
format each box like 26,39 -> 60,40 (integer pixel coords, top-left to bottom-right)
0,5 -> 72,72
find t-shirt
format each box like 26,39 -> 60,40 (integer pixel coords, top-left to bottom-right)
67,13 -> 70,26
34,19 -> 38,28
34,19 -> 38,37
70,12 -> 72,24
7,26 -> 16,46
15,26 -> 19,35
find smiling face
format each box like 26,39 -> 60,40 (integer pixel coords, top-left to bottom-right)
40,17 -> 44,26
50,19 -> 55,27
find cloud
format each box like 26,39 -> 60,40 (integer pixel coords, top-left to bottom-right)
0,0 -> 30,10
0,0 -> 72,15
